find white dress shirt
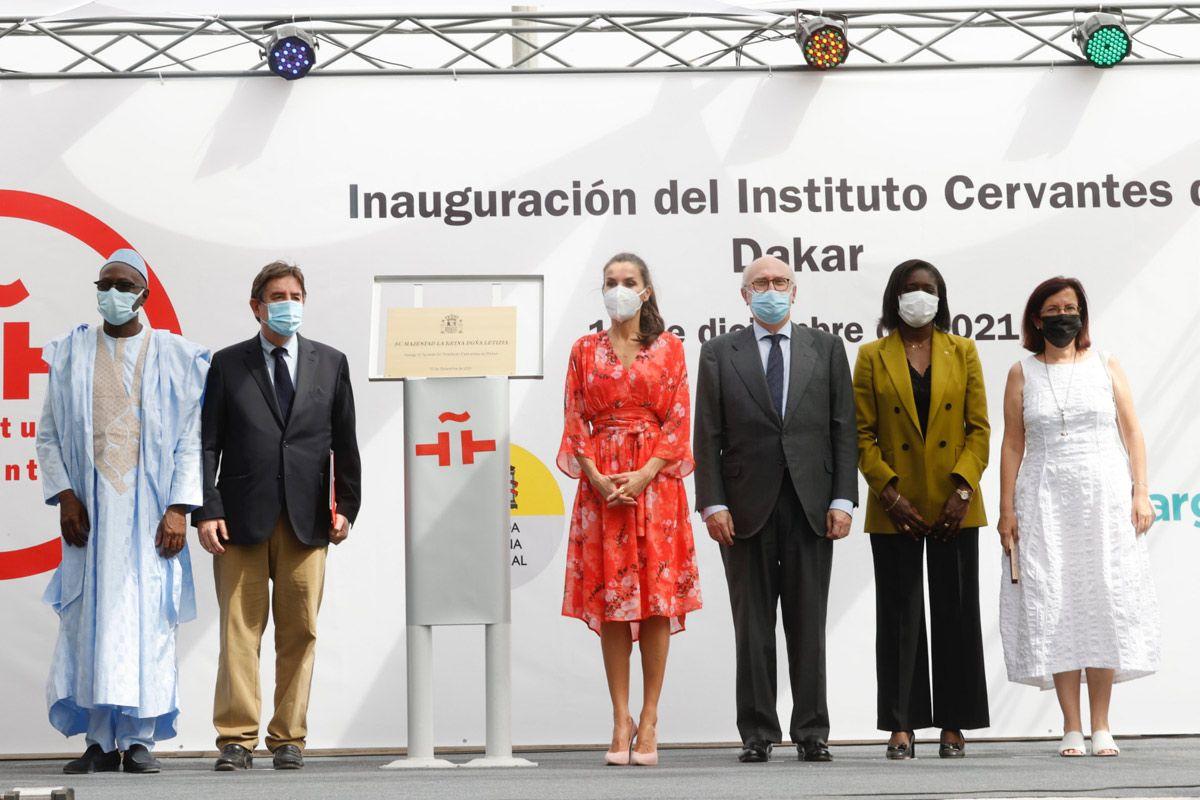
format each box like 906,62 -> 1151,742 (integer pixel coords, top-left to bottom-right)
701,319 -> 855,522
260,331 -> 298,387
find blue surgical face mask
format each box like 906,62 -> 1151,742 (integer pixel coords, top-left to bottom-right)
749,289 -> 792,325
263,299 -> 304,337
96,288 -> 143,326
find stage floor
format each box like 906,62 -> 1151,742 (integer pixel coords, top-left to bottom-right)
2,737 -> 1198,800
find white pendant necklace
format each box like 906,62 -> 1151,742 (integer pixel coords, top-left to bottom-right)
1043,350 -> 1078,438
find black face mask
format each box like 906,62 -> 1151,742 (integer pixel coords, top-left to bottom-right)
1041,314 -> 1082,348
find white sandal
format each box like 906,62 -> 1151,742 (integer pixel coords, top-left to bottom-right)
1058,731 -> 1086,757
1091,730 -> 1120,757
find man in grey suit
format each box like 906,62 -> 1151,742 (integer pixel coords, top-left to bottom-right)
694,255 -> 858,763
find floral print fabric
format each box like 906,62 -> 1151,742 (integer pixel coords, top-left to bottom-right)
557,331 -> 702,639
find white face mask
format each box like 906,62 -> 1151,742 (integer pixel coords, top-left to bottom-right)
898,290 -> 939,328
603,285 -> 647,322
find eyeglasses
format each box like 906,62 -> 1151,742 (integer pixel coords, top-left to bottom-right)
95,279 -> 143,293
747,277 -> 793,293
1041,304 -> 1080,316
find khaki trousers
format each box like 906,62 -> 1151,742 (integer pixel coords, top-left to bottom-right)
213,516 -> 327,751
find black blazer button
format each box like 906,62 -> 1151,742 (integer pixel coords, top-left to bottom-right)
945,402 -> 952,410
939,440 -> 947,448
901,443 -> 910,451
893,406 -> 900,413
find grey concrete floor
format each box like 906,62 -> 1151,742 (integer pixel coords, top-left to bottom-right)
1,737 -> 1198,800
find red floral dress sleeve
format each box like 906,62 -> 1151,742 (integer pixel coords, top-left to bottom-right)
556,337 -> 593,478
652,334 -> 694,478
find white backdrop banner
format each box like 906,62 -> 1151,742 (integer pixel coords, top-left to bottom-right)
0,69 -> 1197,754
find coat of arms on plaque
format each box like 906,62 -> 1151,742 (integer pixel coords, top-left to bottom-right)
441,314 -> 463,334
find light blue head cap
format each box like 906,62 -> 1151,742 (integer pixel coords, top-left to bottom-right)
102,248 -> 149,283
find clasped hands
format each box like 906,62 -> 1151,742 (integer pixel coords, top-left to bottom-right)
589,467 -> 655,508
880,480 -> 969,542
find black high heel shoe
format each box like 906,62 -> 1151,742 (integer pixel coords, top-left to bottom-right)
939,730 -> 966,759
886,731 -> 916,760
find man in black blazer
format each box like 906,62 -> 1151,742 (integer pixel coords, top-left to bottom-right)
193,261 -> 361,772
694,256 -> 857,763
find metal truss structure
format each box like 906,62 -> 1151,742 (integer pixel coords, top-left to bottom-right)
0,3 -> 1198,78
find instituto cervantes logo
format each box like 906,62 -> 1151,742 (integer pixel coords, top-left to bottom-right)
441,313 -> 463,335
0,190 -> 182,581
412,407 -> 564,588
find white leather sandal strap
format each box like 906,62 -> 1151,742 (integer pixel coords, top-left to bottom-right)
1091,730 -> 1120,756
1059,731 -> 1086,756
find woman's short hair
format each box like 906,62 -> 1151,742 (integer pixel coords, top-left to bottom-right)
1021,276 -> 1091,353
879,259 -> 950,333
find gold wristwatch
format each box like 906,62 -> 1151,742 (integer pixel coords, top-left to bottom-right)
955,486 -> 972,501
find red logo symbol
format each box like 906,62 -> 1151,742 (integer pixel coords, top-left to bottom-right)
415,411 -> 497,467
0,190 -> 182,581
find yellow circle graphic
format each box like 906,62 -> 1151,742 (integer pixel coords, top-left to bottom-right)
509,444 -> 565,588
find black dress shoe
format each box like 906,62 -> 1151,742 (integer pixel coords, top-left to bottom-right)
738,742 -> 772,763
273,744 -> 304,770
799,739 -> 833,762
887,732 -> 916,760
123,744 -> 161,774
63,743 -> 120,774
215,743 -> 253,771
939,731 -> 966,759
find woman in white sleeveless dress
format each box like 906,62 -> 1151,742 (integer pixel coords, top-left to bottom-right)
997,277 -> 1159,759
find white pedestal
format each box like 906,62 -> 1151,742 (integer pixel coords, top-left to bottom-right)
381,756 -> 458,770
461,755 -> 538,768
382,378 -> 536,772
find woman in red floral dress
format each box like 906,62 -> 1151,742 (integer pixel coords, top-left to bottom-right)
558,252 -> 702,767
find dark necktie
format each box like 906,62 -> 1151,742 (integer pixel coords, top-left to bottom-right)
765,333 -> 784,418
272,346 -> 294,420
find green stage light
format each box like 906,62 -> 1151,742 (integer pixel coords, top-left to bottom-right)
1073,12 -> 1131,67
796,14 -> 849,70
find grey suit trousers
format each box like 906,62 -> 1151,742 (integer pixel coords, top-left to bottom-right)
720,472 -> 832,747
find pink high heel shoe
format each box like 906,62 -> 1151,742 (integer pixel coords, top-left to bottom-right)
631,723 -> 659,766
605,718 -> 635,766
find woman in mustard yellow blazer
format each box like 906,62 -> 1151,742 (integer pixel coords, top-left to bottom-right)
853,260 -> 990,761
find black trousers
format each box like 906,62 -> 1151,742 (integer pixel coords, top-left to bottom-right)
721,475 -> 832,746
869,529 -> 990,733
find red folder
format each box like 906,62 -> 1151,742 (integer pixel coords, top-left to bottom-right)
329,452 -> 337,522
